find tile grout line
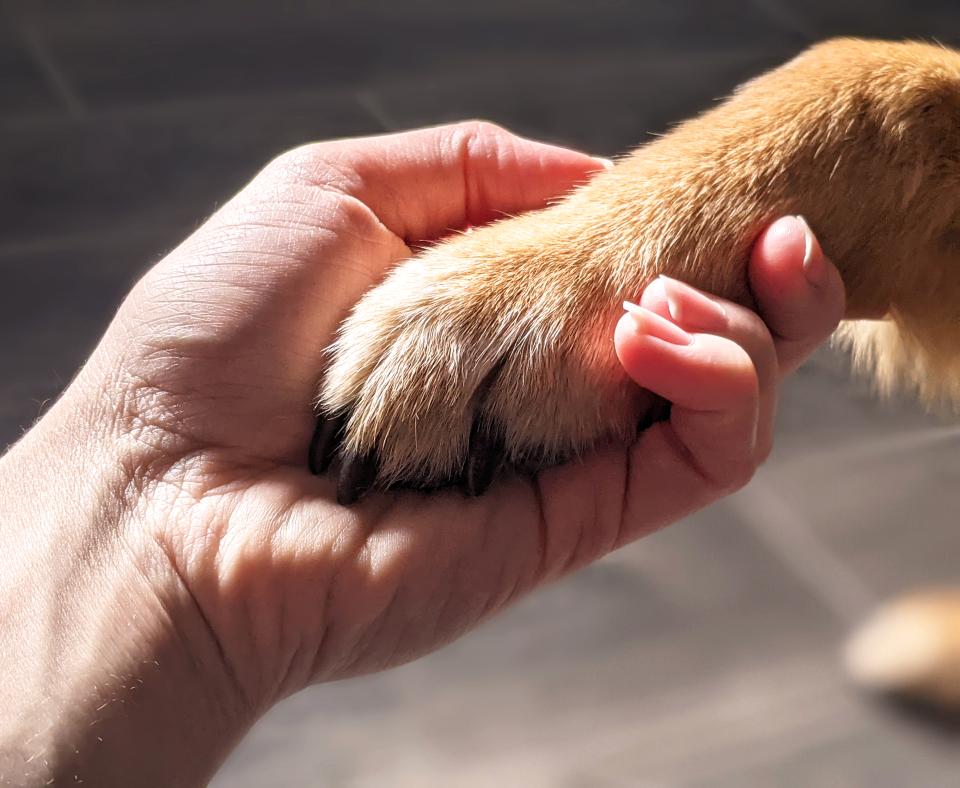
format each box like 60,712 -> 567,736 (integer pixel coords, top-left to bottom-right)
12,17 -> 88,119
729,471 -> 878,625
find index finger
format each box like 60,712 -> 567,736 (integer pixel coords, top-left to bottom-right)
749,216 -> 846,375
306,121 -> 609,243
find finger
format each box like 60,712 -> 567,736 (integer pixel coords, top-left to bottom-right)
749,216 -> 846,375
299,121 -> 609,242
636,276 -> 778,459
614,304 -> 762,502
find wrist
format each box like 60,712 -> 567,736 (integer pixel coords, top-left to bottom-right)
0,371 -> 251,786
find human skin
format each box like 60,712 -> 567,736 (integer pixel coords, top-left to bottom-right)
0,122 -> 844,786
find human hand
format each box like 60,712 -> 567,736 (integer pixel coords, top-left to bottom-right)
0,122 -> 844,786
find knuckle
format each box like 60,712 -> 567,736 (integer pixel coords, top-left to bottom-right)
455,119 -> 509,141
263,142 -> 354,190
267,142 -> 324,176
450,120 -> 513,163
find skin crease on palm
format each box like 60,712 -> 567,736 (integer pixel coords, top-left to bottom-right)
0,122 -> 845,786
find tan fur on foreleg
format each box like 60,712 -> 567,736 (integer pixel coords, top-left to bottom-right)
317,38 -> 960,501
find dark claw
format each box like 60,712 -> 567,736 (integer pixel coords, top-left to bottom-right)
308,413 -> 347,475
458,358 -> 509,496
462,421 -> 504,497
337,450 -> 379,505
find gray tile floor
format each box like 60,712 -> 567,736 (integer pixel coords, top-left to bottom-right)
2,1 -> 959,785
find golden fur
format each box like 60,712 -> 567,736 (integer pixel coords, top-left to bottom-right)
846,589 -> 960,707
318,38 -> 960,493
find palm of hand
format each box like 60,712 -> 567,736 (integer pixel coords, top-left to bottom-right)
97,125 -> 839,712
107,134 -> 635,710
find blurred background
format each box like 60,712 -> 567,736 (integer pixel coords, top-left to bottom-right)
2,1 -> 960,785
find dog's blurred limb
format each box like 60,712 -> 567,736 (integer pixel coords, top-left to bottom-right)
845,590 -> 960,707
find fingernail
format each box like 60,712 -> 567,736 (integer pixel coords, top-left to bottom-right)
794,215 -> 825,287
594,157 -> 615,170
658,275 -> 727,331
623,301 -> 693,345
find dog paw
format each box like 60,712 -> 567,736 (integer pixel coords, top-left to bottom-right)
312,219 -> 654,503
